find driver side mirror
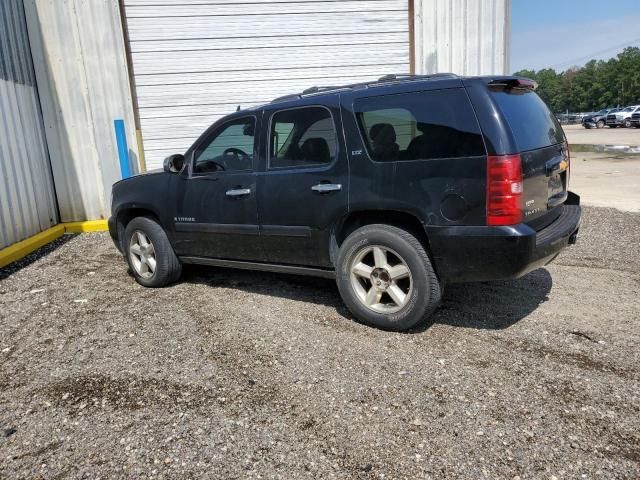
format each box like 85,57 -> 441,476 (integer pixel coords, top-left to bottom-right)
163,153 -> 185,173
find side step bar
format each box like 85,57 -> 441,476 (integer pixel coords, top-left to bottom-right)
180,256 -> 336,279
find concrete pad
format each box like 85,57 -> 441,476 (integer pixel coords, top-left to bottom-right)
563,123 -> 640,147
569,152 -> 640,212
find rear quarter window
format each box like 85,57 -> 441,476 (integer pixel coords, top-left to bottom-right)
491,89 -> 564,152
354,88 -> 485,162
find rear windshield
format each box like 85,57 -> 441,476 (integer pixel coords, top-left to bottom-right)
491,89 -> 564,152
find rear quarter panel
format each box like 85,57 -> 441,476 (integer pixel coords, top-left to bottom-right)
339,82 -> 488,227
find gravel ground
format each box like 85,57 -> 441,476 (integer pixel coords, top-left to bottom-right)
0,207 -> 638,479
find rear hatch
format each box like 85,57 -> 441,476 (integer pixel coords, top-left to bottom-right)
489,82 -> 568,229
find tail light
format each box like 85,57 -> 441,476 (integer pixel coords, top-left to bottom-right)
486,154 -> 524,226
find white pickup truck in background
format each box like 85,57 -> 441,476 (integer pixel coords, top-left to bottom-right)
606,105 -> 640,128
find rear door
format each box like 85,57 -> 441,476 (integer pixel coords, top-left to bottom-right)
470,80 -> 569,228
257,99 -> 348,267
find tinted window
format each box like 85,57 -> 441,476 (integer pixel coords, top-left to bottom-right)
491,89 -> 564,152
270,107 -> 337,168
194,117 -> 255,173
354,88 -> 485,162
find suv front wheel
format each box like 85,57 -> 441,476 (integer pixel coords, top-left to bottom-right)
124,216 -> 182,287
336,224 -> 441,331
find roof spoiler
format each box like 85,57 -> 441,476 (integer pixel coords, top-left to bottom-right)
488,78 -> 538,90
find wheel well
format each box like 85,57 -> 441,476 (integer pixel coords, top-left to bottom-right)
331,210 -> 436,268
115,208 -> 161,249
117,208 -> 160,229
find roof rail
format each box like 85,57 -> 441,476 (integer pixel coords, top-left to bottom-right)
271,85 -> 354,103
271,93 -> 302,103
301,85 -> 342,95
377,73 -> 458,82
270,73 -> 459,103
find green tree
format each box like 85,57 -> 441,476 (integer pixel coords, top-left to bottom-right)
513,47 -> 640,112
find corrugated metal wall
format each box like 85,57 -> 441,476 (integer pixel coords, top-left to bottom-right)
0,0 -> 58,250
24,0 -> 138,222
122,0 -> 411,169
415,0 -> 510,75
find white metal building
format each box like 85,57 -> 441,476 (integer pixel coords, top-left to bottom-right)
0,0 -> 510,252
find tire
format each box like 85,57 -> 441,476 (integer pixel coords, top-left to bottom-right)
335,224 -> 441,331
624,118 -> 632,128
124,216 -> 182,287
597,120 -> 605,129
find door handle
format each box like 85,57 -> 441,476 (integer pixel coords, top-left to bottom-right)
311,183 -> 341,193
226,188 -> 251,197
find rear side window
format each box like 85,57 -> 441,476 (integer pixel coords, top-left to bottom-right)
269,106 -> 337,168
490,89 -> 564,152
354,88 -> 485,162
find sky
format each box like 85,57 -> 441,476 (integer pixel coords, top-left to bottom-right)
510,0 -> 640,73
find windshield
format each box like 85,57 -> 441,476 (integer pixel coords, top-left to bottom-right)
623,107 -> 633,112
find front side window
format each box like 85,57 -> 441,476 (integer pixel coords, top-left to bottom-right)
354,88 -> 485,162
269,107 -> 337,168
193,117 -> 255,174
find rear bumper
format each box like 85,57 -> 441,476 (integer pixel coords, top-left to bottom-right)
426,193 -> 581,283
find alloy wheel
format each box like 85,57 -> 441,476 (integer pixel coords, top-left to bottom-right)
350,245 -> 413,314
129,230 -> 156,279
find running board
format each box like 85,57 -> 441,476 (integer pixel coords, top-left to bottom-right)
179,256 -> 336,279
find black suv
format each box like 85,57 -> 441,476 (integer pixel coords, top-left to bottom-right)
109,74 -> 581,331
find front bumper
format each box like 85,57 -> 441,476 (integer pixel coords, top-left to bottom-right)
426,193 -> 581,283
107,216 -> 122,253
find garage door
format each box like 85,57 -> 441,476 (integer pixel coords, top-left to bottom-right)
122,0 -> 410,169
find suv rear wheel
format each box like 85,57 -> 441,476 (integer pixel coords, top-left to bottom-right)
336,224 -> 441,331
124,216 -> 182,287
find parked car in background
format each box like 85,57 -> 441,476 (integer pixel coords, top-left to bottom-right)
109,74 -> 581,331
606,105 -> 640,128
582,108 -> 617,129
556,113 -> 579,125
630,111 -> 640,128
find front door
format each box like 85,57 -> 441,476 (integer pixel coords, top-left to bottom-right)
172,115 -> 263,261
257,100 -> 348,267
